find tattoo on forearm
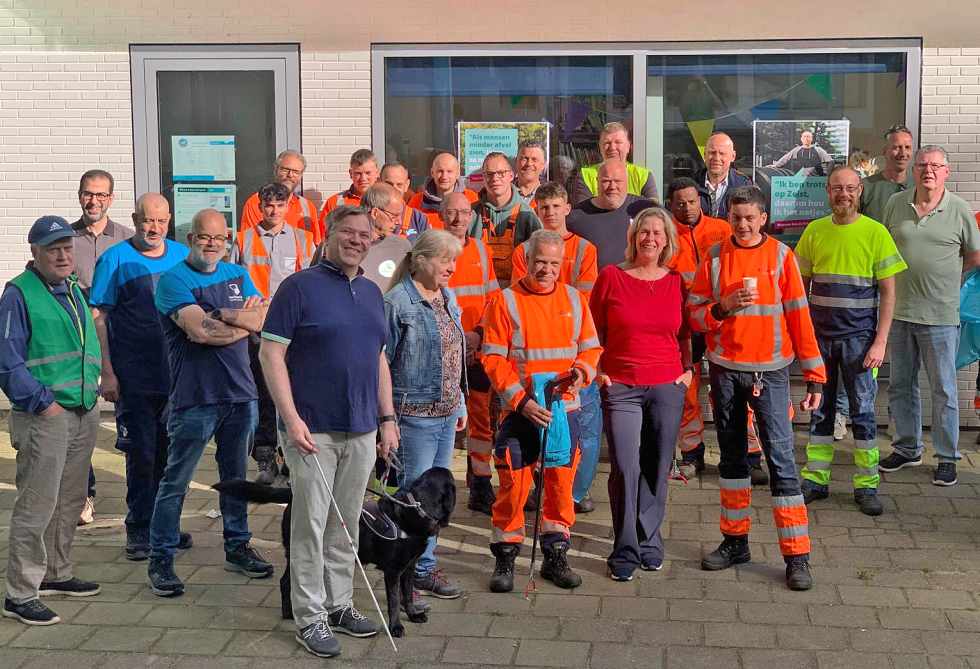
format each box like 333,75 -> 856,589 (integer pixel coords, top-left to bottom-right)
201,316 -> 237,339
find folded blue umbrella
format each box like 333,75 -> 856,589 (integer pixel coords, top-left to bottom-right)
530,372 -> 571,467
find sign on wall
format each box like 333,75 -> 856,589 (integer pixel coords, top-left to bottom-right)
457,121 -> 550,179
172,135 -> 236,182
173,184 -> 237,241
752,120 -> 849,231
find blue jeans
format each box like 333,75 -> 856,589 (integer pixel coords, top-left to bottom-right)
887,320 -> 960,463
709,364 -> 801,497
149,401 -> 258,559
398,409 -> 462,575
572,380 -> 602,502
115,393 -> 171,534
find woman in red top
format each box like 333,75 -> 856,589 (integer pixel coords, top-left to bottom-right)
591,207 -> 693,581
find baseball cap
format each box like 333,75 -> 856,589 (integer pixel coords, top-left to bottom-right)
29,216 -> 77,247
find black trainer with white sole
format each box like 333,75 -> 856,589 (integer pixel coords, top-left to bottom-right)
878,452 -> 922,472
3,598 -> 60,625
933,462 -> 957,486
38,577 -> 101,597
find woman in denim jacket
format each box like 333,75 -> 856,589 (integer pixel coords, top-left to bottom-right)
384,229 -> 468,602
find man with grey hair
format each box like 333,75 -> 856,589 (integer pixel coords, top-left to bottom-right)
241,149 -> 321,243
571,122 -> 659,205
515,140 -> 547,208
879,146 -> 980,486
89,194 -> 193,560
1,216 -> 102,625
147,209 -> 273,597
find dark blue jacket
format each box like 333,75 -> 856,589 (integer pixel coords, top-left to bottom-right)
694,167 -> 752,222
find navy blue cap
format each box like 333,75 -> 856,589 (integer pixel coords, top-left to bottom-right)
29,216 -> 77,246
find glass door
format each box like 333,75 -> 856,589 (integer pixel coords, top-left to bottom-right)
132,45 -> 301,240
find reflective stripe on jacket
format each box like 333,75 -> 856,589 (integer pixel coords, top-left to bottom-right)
233,225 -> 314,300
510,232 -> 598,302
448,238 -> 500,334
667,214 -> 731,289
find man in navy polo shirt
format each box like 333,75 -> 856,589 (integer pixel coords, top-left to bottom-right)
146,208 -> 273,597
90,193 -> 194,561
260,204 -> 399,658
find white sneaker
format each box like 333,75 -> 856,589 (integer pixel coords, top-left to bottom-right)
833,413 -> 847,441
77,497 -> 95,526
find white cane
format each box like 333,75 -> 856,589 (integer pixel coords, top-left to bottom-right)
303,453 -> 398,652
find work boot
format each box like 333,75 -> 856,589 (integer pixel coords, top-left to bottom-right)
749,464 -> 769,486
785,561 -> 813,591
467,476 -> 496,516
489,543 -> 520,593
701,535 -> 751,571
574,492 -> 595,514
677,456 -> 705,480
253,446 -> 279,485
540,542 -> 582,589
801,482 -> 829,505
855,491 -> 883,516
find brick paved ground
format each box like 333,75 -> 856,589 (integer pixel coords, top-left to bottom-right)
2,416 -> 980,668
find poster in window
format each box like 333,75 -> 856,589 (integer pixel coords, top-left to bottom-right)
173,184 -> 237,242
457,121 -> 551,184
172,135 -> 236,182
752,120 -> 849,231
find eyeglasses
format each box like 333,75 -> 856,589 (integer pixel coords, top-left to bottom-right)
441,209 -> 471,219
829,185 -> 860,194
277,166 -> 304,177
914,162 -> 948,172
377,207 -> 402,222
194,234 -> 228,245
482,170 -> 512,181
80,191 -> 112,201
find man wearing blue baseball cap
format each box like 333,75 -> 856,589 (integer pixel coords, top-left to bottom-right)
0,216 -> 103,626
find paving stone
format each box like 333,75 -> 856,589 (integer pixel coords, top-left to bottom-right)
814,650 -> 892,669
947,610 -> 980,632
514,639 -> 590,667
560,617 -> 629,643
836,585 -> 908,607
9,624 -> 94,649
80,626 -> 164,652
488,614 -> 559,640
906,588 -> 978,609
737,602 -> 809,626
205,605 -> 282,630
668,599 -> 736,622
0,619 -> 26,645
533,593 -> 599,617
663,645 -> 738,669
195,585 -> 274,608
878,607 -> 951,630
847,628 -> 925,653
703,581 -> 773,602
807,604 -> 879,627
151,629 -> 234,655
416,612 -> 491,637
69,601 -> 154,625
589,642 -> 662,668
600,596 -> 666,620
922,631 -> 980,656
632,620 -> 702,646
171,658 -> 253,669
463,592 -> 537,615
775,625 -> 848,650
442,636 -> 516,665
741,649 -> 816,669
142,605 -> 220,628
18,650 -> 107,669
367,634 -> 448,662
3,649 -> 37,669
704,623 -> 776,649
94,653 -> 176,669
222,630 -> 301,657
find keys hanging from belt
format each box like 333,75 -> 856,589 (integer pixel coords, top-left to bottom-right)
751,372 -> 765,398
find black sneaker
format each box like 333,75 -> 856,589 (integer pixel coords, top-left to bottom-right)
677,457 -> 705,480
178,531 -> 194,550
640,557 -> 663,571
801,483 -> 829,505
415,569 -> 462,599
609,566 -> 633,582
701,536 -> 751,571
126,531 -> 150,561
785,561 -> 813,591
328,601 -> 379,637
3,598 -> 60,626
296,619 -> 341,658
574,492 -> 595,514
147,558 -> 184,597
933,462 -> 958,486
467,489 -> 496,516
254,457 -> 279,486
38,577 -> 100,597
749,465 -> 769,486
878,451 -> 922,472
856,492 -> 883,516
225,543 -> 274,578
400,587 -> 431,614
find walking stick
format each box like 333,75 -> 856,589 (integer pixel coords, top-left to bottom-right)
303,454 -> 398,652
525,372 -> 575,599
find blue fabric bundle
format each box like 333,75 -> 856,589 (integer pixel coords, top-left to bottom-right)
530,372 -> 571,467
956,269 -> 980,371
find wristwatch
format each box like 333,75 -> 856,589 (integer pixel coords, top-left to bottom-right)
378,415 -> 396,424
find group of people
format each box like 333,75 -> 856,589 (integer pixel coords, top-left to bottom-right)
3,121 -> 979,661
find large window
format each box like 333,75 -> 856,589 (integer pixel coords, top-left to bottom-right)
382,55 -> 633,188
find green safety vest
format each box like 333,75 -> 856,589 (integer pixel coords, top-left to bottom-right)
579,162 -> 652,198
9,270 -> 101,410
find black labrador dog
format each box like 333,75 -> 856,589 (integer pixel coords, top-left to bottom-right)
214,466 -> 456,637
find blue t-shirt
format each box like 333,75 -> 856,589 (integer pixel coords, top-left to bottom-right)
155,260 -> 261,410
262,262 -> 386,434
90,239 -> 189,396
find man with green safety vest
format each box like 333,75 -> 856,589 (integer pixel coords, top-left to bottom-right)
794,167 -> 907,517
570,122 -> 659,206
1,216 -> 102,626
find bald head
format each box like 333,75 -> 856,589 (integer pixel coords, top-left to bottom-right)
187,209 -> 227,270
596,159 -> 628,210
132,192 -> 170,252
430,152 -> 461,197
136,192 -> 169,219
704,133 -> 736,183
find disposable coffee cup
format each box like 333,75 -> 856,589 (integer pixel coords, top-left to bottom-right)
742,277 -> 757,291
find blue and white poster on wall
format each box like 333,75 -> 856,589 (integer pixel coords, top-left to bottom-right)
752,120 -> 849,231
457,121 -> 550,180
172,135 -> 236,182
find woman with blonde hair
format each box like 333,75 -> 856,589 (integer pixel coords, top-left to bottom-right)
590,207 -> 693,581
383,229 -> 467,601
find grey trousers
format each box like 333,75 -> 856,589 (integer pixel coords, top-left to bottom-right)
283,430 -> 376,630
6,405 -> 100,603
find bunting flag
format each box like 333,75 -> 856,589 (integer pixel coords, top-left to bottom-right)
804,73 -> 832,101
686,119 -> 715,161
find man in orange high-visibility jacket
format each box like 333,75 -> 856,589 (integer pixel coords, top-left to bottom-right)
240,150 -> 321,244
443,192 -> 500,515
509,182 -> 600,515
666,177 -> 768,484
687,186 -> 825,592
229,182 -> 314,485
481,229 -> 602,593
318,148 -> 380,229
408,152 -> 479,230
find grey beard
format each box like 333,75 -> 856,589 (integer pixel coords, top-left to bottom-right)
82,210 -> 106,225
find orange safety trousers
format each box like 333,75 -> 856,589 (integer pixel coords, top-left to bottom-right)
466,388 -> 494,478
678,362 -> 761,455
491,410 -> 581,545
719,478 -> 810,556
